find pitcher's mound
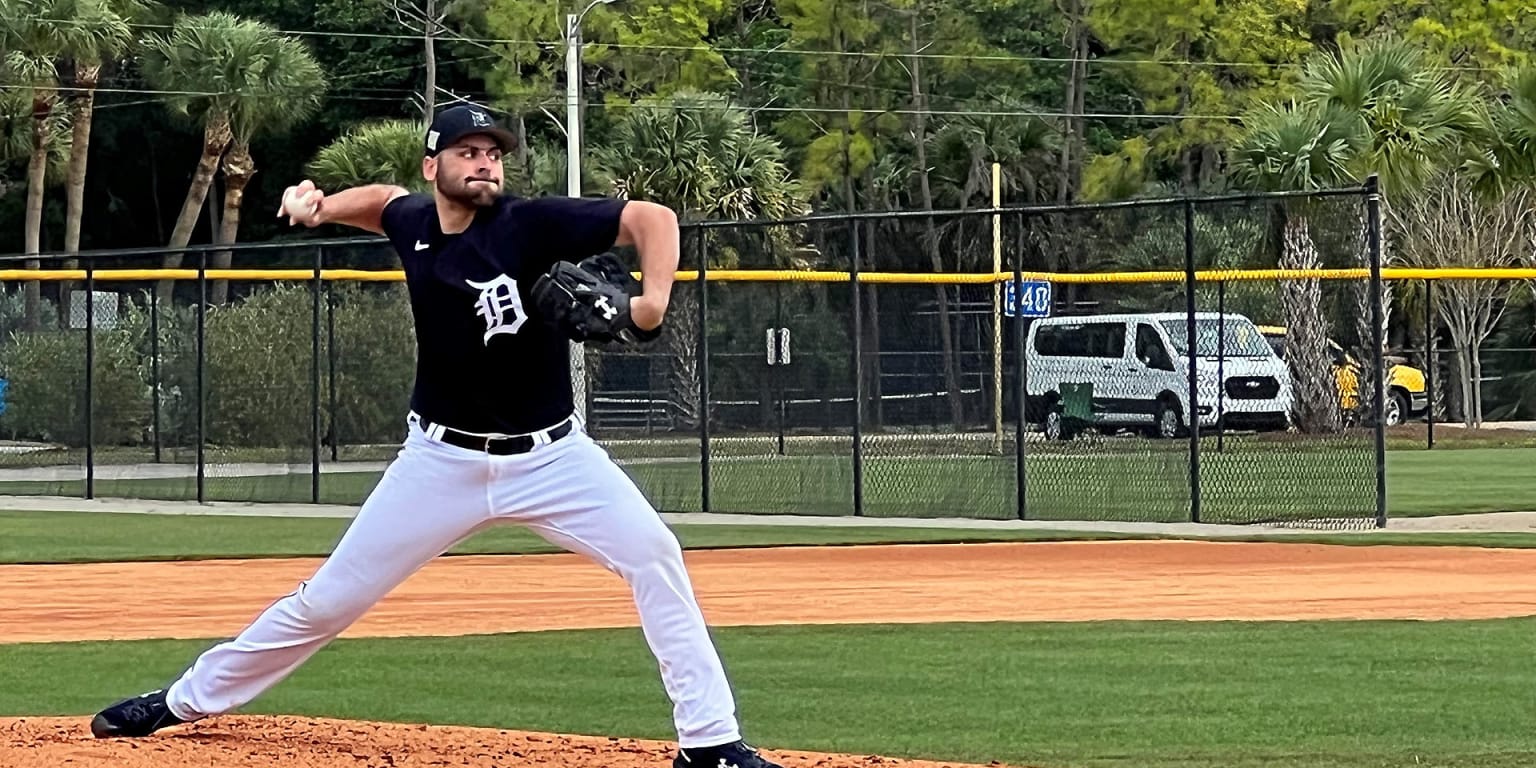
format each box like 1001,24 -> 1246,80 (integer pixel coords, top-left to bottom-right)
0,715 -> 1020,767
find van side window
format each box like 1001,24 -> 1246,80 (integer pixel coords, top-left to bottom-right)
1035,322 -> 1125,358
1136,324 -> 1175,371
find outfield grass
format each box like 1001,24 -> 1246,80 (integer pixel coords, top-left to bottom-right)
7,509 -> 1536,565
1,446 -> 1531,521
3,620 -> 1533,768
0,509 -> 1148,564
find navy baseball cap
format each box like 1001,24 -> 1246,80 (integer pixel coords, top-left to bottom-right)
424,103 -> 517,157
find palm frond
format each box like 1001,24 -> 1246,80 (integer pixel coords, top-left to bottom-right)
1230,100 -> 1363,192
305,119 -> 431,193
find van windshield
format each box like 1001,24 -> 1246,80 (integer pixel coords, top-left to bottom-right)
1158,318 -> 1272,358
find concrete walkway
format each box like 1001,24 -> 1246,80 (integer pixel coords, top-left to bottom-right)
2,493 -> 1532,536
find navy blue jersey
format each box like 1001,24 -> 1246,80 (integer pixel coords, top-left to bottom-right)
379,192 -> 628,434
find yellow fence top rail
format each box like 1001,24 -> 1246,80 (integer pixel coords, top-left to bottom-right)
2,267 -> 1535,284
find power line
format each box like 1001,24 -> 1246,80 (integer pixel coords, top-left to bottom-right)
0,83 -> 227,97
18,14 -> 1503,72
596,101 -> 1239,121
0,81 -> 1241,120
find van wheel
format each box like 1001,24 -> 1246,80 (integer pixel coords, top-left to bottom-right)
1150,401 -> 1182,439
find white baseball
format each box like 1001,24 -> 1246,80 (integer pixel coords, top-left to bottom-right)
278,182 -> 320,225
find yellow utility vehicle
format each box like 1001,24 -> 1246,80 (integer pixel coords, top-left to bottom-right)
1257,326 -> 1427,426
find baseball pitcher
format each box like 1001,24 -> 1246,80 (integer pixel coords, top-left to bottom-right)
88,102 -> 782,768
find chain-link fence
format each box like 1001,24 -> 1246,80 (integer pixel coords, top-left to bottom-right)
6,184 -> 1529,527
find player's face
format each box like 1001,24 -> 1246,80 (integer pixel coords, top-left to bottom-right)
429,137 -> 504,207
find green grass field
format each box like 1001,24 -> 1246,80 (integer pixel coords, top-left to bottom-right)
1,446 -> 1531,521
2,443 -> 1532,768
4,620 -> 1533,768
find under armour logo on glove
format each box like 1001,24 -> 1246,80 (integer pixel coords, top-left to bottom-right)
529,253 -> 662,346
595,296 -> 618,320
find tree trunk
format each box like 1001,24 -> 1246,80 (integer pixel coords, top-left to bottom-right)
60,64 -> 100,330
211,139 -> 255,305
1456,345 -> 1474,427
1352,202 -> 1395,424
1280,212 -> 1339,434
515,114 -> 529,178
665,289 -> 702,429
160,112 -> 233,301
63,66 -> 97,255
909,8 -> 965,428
1057,0 -> 1086,205
23,90 -> 54,331
1472,345 -> 1485,427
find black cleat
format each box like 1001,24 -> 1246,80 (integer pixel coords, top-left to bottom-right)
90,689 -> 185,738
674,739 -> 783,768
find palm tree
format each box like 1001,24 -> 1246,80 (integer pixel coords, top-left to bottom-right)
307,117 -> 553,194
59,0 -> 139,256
595,90 -> 807,226
208,32 -> 326,303
1,0 -> 89,329
1298,37 -> 1489,421
1230,99 -> 1364,433
306,119 -> 432,193
139,11 -> 324,300
1464,65 -> 1536,197
56,0 -> 140,328
593,90 -> 809,429
0,71 -> 70,329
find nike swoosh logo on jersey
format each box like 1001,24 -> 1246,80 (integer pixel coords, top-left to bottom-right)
414,240 -> 430,251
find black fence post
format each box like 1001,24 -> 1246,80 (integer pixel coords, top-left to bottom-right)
311,247 -> 323,504
850,218 -> 865,518
1013,214 -> 1027,520
1425,278 -> 1435,450
774,280 -> 786,456
84,259 -> 95,499
1367,176 -> 1387,527
150,286 -> 162,463
326,280 -> 339,462
1216,280 -> 1226,454
1183,199 -> 1201,523
196,250 -> 207,504
696,226 -> 711,514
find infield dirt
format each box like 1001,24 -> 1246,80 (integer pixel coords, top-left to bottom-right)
5,539 -> 1535,767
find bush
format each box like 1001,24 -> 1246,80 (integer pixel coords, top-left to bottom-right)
0,296 -> 153,446
329,283 -> 416,444
200,284 -> 320,448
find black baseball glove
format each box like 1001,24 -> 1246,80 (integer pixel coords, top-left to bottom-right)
530,252 -> 662,345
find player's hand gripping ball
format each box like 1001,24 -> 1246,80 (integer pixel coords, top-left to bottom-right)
531,252 -> 662,345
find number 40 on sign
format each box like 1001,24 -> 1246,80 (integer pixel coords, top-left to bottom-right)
1003,279 -> 1052,318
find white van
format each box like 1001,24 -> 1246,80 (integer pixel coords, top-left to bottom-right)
1024,312 -> 1292,439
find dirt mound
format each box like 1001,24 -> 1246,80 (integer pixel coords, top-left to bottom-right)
0,715 -> 1019,768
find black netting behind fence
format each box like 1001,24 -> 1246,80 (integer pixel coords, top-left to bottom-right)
0,186 -> 1445,528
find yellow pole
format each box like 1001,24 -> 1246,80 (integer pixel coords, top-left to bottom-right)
992,161 -> 1003,454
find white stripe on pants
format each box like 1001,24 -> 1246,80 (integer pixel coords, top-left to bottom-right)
166,418 -> 741,748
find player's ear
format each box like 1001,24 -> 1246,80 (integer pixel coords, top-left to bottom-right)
422,156 -> 437,183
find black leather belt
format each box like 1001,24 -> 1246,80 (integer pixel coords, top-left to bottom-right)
418,415 -> 574,455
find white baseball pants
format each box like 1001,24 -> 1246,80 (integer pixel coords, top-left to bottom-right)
165,415 -> 741,748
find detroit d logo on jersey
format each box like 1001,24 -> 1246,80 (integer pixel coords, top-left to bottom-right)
467,274 -> 528,342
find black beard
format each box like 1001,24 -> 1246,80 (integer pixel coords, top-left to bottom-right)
439,178 -> 499,207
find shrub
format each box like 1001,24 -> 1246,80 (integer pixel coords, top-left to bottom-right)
0,296 -> 153,446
